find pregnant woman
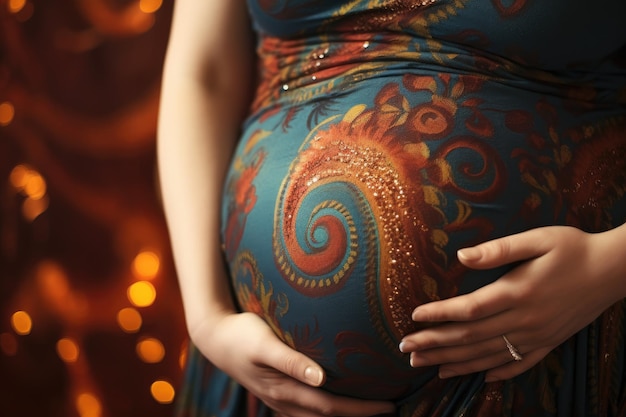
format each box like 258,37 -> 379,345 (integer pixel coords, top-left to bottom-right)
157,1 -> 626,416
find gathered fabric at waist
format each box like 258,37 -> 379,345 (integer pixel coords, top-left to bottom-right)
249,32 -> 626,119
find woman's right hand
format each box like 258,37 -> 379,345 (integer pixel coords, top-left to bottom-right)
192,311 -> 396,417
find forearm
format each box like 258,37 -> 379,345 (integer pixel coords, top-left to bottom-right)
157,79 -> 238,331
157,0 -> 254,335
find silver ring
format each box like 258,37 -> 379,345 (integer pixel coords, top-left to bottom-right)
502,335 -> 523,361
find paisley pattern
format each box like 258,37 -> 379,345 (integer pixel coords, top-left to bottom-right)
177,1 -> 626,416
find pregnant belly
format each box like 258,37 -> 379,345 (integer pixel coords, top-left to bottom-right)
221,84 -> 511,400
220,77 -> 626,400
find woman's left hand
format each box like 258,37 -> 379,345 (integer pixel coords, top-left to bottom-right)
399,225 -> 626,382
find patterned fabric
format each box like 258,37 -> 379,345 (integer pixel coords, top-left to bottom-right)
177,1 -> 626,416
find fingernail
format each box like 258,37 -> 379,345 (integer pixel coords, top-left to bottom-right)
457,247 -> 481,261
399,341 -> 416,353
411,307 -> 424,321
438,369 -> 456,379
304,366 -> 323,386
409,354 -> 429,367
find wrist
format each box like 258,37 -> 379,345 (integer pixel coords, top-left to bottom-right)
185,304 -> 237,342
592,224 -> 626,301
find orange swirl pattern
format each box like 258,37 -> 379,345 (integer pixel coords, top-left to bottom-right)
272,130 -> 366,296
273,110 -> 454,344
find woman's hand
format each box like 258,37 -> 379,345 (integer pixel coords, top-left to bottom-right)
193,311 -> 396,417
399,225 -> 626,382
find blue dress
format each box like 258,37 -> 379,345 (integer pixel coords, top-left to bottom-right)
176,1 -> 626,416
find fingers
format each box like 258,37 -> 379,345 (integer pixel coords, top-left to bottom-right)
411,280 -> 516,323
483,347 -> 552,382
408,335 -> 509,369
258,372 -> 395,417
404,227 -> 597,383
402,320 -> 489,351
457,228 -> 551,269
406,332 -> 548,382
411,230 -> 554,324
261,331 -> 326,387
437,346 -> 541,381
402,306 -> 523,354
251,327 -> 395,416
206,313 -> 394,417
267,362 -> 395,416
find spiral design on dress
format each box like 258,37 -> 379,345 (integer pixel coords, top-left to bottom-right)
273,115 -> 452,344
427,136 -> 507,199
273,136 -> 372,297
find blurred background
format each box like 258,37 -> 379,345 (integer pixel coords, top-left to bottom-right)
0,1 -> 188,416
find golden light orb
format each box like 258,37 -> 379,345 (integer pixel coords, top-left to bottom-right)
127,281 -> 156,307
139,0 -> 162,14
116,307 -> 142,333
57,338 -> 80,363
150,380 -> 175,404
76,393 -> 102,417
0,101 -> 15,125
9,165 -> 47,200
11,311 -> 32,335
132,250 -> 160,280
22,195 -> 49,222
9,164 -> 29,189
23,171 -> 46,200
136,337 -> 165,363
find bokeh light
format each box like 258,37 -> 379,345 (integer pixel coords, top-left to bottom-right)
132,250 -> 160,280
9,164 -> 49,221
23,171 -> 46,200
11,311 -> 32,335
36,261 -> 70,298
2,2 -> 183,416
57,338 -> 80,363
139,0 -> 162,14
117,307 -> 143,333
9,164 -> 31,189
7,0 -> 26,13
0,101 -> 15,125
150,380 -> 175,404
136,337 -> 165,363
22,195 -> 49,221
10,164 -> 47,199
8,0 -> 33,21
76,393 -> 102,417
179,341 -> 188,369
127,281 -> 156,307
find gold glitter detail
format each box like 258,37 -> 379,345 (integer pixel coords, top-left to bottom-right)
327,139 -> 427,343
274,129 -> 433,350
483,389 -> 503,402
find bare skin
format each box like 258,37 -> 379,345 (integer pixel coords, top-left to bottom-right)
157,1 -> 395,416
400,224 -> 626,382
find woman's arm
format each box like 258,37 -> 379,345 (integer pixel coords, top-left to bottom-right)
157,2 -> 395,415
158,0 -> 253,339
399,223 -> 626,382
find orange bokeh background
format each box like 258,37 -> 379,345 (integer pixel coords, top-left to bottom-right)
0,1 -> 188,416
